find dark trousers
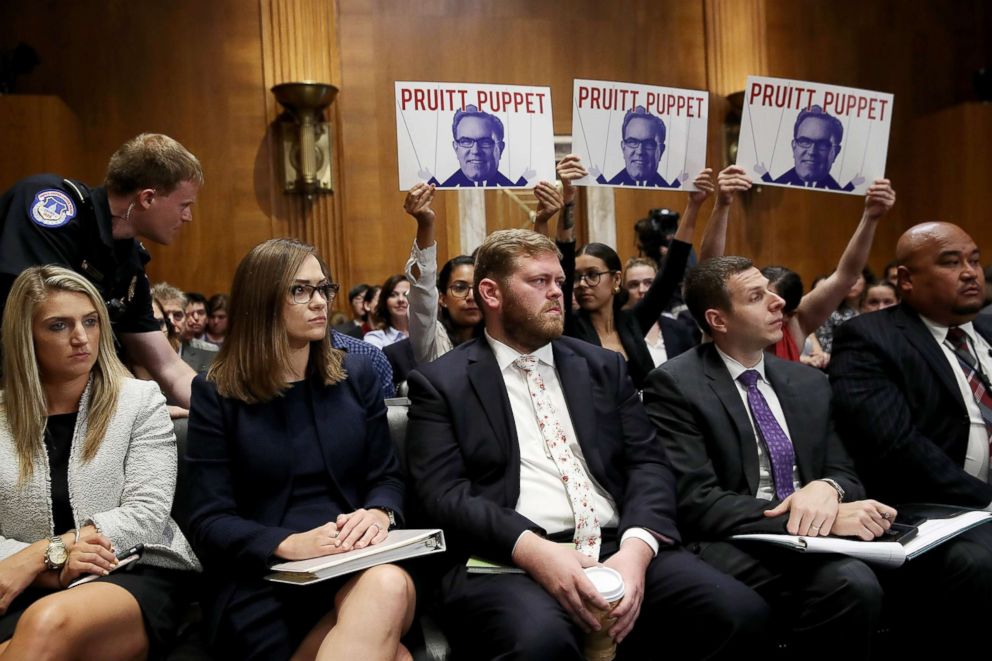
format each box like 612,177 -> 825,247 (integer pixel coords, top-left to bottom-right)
698,541 -> 883,660
880,523 -> 992,655
439,546 -> 769,661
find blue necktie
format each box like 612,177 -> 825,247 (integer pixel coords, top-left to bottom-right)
738,370 -> 796,500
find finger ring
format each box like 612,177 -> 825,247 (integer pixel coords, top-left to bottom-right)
882,512 -> 890,520
810,525 -> 820,531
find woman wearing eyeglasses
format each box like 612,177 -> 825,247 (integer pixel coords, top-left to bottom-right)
363,275 -> 411,350
566,169 -> 713,390
185,238 -> 414,660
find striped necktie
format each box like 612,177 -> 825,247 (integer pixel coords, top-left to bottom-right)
945,327 -> 992,449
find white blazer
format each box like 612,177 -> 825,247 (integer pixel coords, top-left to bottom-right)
0,378 -> 199,572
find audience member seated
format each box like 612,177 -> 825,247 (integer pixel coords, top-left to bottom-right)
980,265 -> 992,318
184,238 -> 414,660
205,293 -> 229,345
813,267 -> 871,354
359,285 -> 381,336
406,229 -> 768,660
332,284 -> 368,339
0,266 -> 199,658
643,256 -> 899,657
829,221 -> 992,649
565,166 -> 713,389
183,292 -> 216,347
830,221 -> 992,509
402,183 -> 484,364
700,167 -> 895,365
152,283 -> 218,372
861,279 -> 898,312
364,275 -> 410,349
622,257 -> 698,366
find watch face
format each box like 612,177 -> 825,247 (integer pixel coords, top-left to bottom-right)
48,544 -> 68,566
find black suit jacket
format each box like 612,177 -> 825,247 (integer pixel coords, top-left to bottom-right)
643,343 -> 864,541
829,304 -> 992,507
405,335 -> 681,570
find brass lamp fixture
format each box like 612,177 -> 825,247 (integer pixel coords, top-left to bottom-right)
271,82 -> 338,194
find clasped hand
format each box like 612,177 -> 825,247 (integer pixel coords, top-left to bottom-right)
764,482 -> 896,540
275,508 -> 391,561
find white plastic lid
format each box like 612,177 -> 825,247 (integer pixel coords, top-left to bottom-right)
584,566 -> 625,601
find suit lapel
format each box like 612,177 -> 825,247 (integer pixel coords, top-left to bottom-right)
702,346 -> 761,493
552,341 -> 604,479
466,341 -> 518,461
895,305 -> 966,407
764,358 -> 815,484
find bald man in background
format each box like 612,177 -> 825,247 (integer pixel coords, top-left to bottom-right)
829,222 -> 992,509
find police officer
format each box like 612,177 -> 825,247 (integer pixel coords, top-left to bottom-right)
0,133 -> 203,408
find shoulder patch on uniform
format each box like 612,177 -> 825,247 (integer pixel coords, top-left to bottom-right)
30,189 -> 76,228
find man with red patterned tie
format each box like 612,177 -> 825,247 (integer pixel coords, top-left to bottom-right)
405,229 -> 767,660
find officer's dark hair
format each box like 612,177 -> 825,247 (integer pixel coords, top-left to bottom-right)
760,266 -> 803,314
104,133 -> 204,196
184,292 -> 208,307
793,105 -> 843,145
451,105 -> 504,143
684,256 -> 754,335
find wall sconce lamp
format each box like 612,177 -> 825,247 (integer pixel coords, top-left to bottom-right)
271,82 -> 338,194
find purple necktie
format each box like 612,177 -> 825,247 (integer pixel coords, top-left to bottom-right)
738,369 -> 796,500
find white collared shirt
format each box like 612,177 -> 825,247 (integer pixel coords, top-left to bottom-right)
716,346 -> 802,501
485,332 -> 658,556
920,317 -> 991,484
644,322 -> 669,368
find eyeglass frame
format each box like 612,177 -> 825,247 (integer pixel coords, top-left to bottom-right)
445,281 -> 474,299
574,270 -> 618,287
793,136 -> 836,153
288,282 -> 340,305
622,137 -> 660,152
454,137 -> 497,151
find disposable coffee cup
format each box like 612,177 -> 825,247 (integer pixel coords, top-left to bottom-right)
582,566 -> 625,661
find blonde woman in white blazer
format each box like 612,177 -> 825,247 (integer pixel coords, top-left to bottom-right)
0,266 -> 199,660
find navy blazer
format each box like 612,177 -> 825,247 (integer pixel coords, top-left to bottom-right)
183,352 -> 404,636
829,304 -> 992,507
643,343 -> 864,541
405,335 -> 681,570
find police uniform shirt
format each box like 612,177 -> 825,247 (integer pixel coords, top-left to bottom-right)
0,174 -> 159,336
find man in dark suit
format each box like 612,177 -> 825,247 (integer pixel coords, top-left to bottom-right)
830,222 -> 992,509
644,256 -> 898,656
596,107 -> 681,189
829,222 -> 992,644
406,229 -> 767,660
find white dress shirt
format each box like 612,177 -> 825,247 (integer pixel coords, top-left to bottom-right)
716,347 -> 802,501
485,332 -> 659,556
921,317 -> 991,484
644,322 -> 669,367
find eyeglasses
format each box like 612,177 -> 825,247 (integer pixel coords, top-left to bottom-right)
455,137 -> 496,151
446,282 -> 473,299
288,282 -> 340,304
794,137 -> 835,153
574,270 -> 616,287
622,138 -> 659,152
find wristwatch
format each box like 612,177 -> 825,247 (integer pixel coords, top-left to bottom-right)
818,479 -> 846,503
44,536 -> 68,570
373,507 -> 397,530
